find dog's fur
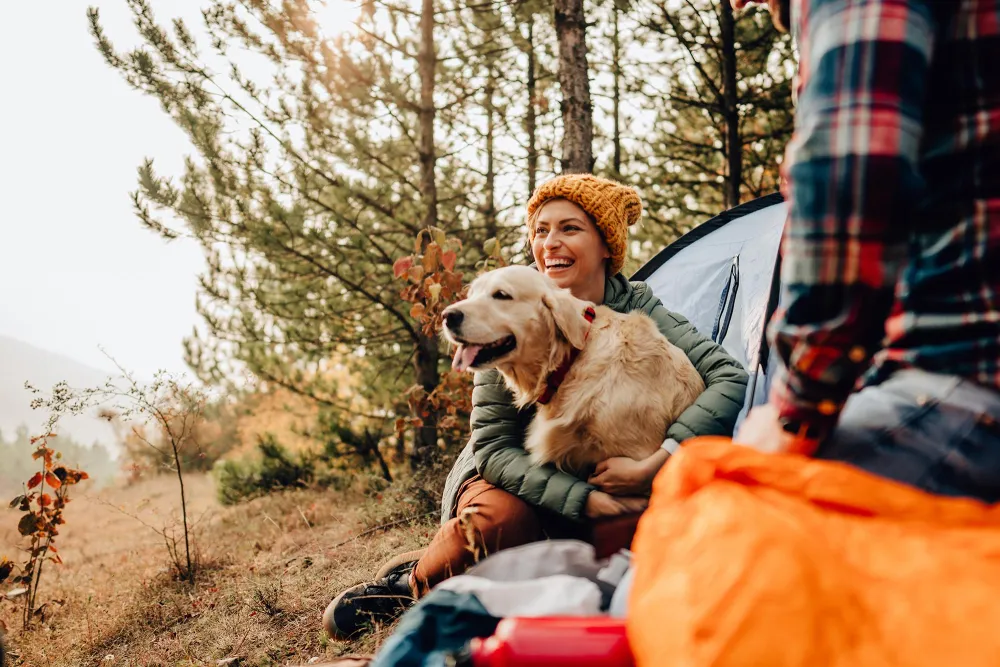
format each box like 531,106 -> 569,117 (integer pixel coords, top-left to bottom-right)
443,266 -> 705,472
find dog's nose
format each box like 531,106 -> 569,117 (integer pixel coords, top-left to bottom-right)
445,310 -> 464,331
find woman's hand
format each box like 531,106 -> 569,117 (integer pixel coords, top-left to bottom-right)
584,490 -> 649,518
589,449 -> 669,496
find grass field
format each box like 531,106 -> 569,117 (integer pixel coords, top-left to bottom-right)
0,469 -> 441,666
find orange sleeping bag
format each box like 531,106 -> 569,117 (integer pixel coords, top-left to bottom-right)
627,437 -> 1000,667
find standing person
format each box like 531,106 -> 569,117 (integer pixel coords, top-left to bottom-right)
733,0 -> 1000,500
323,174 -> 749,638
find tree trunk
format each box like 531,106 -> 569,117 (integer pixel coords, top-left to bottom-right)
418,0 -> 438,230
526,17 -> 538,193
719,0 -> 742,208
554,0 -> 593,174
612,1 -> 622,177
171,437 -> 194,584
414,0 -> 440,466
484,65 -> 497,240
413,333 -> 440,467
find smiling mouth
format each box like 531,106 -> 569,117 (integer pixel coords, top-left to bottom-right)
544,258 -> 574,271
451,335 -> 517,371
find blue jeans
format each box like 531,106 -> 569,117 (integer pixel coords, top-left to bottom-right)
816,369 -> 1000,503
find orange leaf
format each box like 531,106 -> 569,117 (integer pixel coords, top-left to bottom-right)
44,472 -> 62,490
393,256 -> 413,279
48,544 -> 58,553
422,243 -> 441,272
409,303 -> 426,320
407,265 -> 426,283
442,250 -> 457,272
78,471 -> 90,481
27,472 -> 43,489
38,494 -> 52,507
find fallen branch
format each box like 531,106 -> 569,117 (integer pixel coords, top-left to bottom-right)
330,511 -> 437,550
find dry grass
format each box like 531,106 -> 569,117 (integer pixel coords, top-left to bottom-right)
0,468 -> 441,666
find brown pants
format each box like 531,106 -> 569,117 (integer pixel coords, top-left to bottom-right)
411,475 -> 641,596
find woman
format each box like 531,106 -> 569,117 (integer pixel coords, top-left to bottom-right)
324,174 -> 749,638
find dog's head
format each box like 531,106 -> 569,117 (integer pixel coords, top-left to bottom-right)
443,265 -> 594,373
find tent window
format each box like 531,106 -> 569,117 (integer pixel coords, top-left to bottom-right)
711,256 -> 740,344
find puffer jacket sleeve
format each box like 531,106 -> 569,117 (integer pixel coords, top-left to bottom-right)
634,284 -> 749,442
469,369 -> 594,522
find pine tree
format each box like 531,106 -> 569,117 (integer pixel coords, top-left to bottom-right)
89,0 -> 488,464
630,0 -> 795,251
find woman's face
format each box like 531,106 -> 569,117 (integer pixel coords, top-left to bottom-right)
530,198 -> 610,299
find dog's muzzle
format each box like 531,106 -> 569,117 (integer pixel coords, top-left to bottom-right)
444,309 -> 464,334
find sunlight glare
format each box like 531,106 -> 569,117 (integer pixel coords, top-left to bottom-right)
316,0 -> 363,35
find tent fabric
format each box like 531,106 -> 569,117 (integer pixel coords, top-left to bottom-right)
634,193 -> 786,429
627,437 -> 1000,667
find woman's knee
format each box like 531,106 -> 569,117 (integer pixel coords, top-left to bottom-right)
459,486 -> 543,551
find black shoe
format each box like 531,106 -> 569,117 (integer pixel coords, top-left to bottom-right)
323,560 -> 417,639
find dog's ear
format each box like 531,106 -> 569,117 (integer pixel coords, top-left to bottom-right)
542,289 -> 591,349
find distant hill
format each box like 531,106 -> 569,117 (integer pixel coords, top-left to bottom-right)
0,335 -> 118,451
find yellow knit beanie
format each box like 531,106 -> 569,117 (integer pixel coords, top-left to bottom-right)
526,174 -> 642,275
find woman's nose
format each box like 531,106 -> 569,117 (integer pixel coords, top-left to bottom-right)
543,231 -> 562,249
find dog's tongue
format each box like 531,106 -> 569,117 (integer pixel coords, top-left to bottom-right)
452,344 -> 483,372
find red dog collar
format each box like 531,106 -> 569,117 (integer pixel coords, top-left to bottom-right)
537,306 -> 597,405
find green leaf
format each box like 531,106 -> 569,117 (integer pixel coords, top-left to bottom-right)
17,513 -> 40,536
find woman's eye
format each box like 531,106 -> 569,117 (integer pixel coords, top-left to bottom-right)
492,290 -> 513,300
535,228 -> 548,236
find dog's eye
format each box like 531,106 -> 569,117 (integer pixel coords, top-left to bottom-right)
492,290 -> 513,300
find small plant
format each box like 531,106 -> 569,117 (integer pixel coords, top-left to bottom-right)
250,578 -> 283,618
391,226 -> 466,340
391,228 -> 499,452
0,433 -> 89,630
28,358 -> 212,585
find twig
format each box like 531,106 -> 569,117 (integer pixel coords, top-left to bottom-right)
329,511 -> 436,550
296,506 -> 312,530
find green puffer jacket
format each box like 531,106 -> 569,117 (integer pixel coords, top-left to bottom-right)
438,273 -> 749,524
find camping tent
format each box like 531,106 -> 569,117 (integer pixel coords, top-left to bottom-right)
632,193 -> 787,430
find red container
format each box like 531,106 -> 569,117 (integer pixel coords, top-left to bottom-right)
467,616 -> 636,667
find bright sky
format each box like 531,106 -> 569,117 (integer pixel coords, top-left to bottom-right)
0,1 -> 358,379
0,2 -> 205,378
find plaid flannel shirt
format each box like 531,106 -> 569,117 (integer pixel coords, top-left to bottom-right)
769,0 -> 1000,434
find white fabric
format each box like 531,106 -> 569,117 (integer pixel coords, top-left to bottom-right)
608,567 -> 634,618
435,574 -> 603,617
462,539 -> 606,582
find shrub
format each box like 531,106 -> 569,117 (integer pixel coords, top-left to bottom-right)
214,435 -> 319,505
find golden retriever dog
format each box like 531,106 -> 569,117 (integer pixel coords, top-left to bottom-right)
442,265 -> 704,473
